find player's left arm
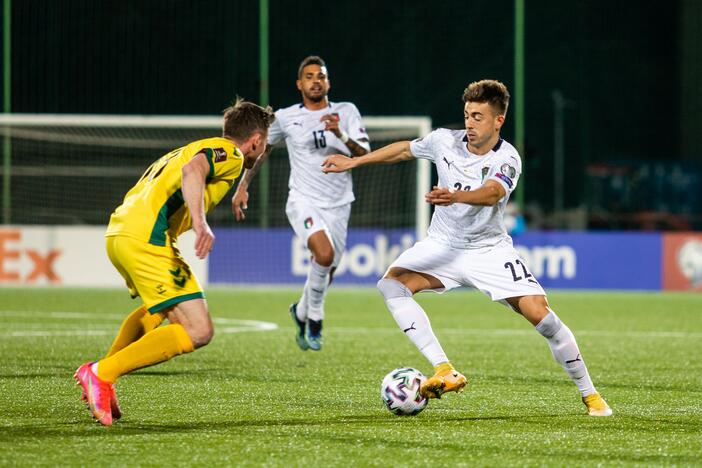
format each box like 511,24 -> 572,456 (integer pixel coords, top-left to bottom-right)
182,152 -> 214,259
321,113 -> 369,157
425,180 -> 506,207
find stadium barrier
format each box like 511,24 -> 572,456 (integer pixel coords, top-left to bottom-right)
1,226 -> 701,291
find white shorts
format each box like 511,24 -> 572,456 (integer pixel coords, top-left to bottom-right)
388,237 -> 546,304
285,197 -> 351,268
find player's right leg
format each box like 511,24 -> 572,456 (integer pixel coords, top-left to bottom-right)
304,231 -> 335,350
289,302 -> 309,351
99,305 -> 164,421
377,265 -> 466,399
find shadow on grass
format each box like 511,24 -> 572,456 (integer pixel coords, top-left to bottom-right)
0,412 -> 571,440
0,369 -> 221,380
484,373 -> 702,394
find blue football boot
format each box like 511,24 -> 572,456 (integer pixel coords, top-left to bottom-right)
307,319 -> 323,351
289,303 -> 309,351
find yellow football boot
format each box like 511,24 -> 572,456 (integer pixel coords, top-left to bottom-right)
420,363 -> 467,399
582,392 -> 613,417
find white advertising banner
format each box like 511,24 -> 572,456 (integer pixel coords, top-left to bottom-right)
0,226 -> 207,287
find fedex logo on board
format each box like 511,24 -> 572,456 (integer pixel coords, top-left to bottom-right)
0,229 -> 62,283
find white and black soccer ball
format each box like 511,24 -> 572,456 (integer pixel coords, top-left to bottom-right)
380,367 -> 428,416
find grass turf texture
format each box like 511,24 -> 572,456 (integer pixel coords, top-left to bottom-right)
0,288 -> 701,466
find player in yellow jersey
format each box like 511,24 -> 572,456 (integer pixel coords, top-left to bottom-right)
74,98 -> 275,426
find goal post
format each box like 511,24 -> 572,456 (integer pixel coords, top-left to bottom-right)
362,116 -> 432,240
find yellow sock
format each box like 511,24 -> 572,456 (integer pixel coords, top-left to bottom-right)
434,362 -> 455,373
105,306 -> 165,358
97,324 -> 194,383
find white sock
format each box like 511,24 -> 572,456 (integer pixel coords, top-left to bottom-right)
377,278 -> 448,367
295,291 -> 308,322
535,309 -> 596,397
305,260 -> 331,322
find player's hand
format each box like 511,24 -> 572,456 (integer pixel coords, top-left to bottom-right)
321,113 -> 341,137
193,221 -> 215,259
231,189 -> 249,221
425,186 -> 457,206
321,154 -> 355,173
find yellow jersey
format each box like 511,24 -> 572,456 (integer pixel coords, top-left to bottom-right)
106,137 -> 243,246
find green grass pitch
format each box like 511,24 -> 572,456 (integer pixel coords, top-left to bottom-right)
0,287 -> 701,466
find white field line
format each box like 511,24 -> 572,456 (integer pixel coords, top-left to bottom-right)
1,310 -> 700,339
0,310 -> 278,337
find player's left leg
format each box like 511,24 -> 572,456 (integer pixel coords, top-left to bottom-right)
506,295 -> 612,417
105,306 -> 165,357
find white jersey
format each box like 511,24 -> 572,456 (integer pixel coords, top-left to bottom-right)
410,128 -> 522,249
268,101 -> 370,208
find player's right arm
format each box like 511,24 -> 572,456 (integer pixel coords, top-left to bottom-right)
321,141 -> 414,173
182,152 -> 215,259
230,144 -> 274,221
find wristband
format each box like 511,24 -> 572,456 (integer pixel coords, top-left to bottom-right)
339,130 -> 350,143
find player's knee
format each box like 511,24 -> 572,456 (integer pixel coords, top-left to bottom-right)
188,323 -> 214,349
512,295 -> 550,326
377,278 -> 412,300
314,250 -> 334,267
534,309 -> 562,338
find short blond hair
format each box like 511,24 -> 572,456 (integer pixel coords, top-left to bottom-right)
222,98 -> 275,140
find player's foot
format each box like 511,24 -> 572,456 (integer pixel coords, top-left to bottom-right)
582,392 -> 612,417
307,319 -> 323,351
73,362 -> 114,426
289,303 -> 309,351
79,381 -> 121,420
420,364 -> 467,399
110,385 -> 122,420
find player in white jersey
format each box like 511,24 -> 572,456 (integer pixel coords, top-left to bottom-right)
232,56 -> 370,351
322,80 -> 612,416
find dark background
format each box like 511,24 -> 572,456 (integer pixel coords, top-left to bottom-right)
2,0 -> 701,228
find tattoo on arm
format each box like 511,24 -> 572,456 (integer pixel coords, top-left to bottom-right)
345,138 -> 369,157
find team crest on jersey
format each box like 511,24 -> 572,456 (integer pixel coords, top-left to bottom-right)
304,217 -> 314,229
214,148 -> 227,163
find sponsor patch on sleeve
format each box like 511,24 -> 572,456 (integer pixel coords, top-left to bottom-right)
495,172 -> 514,188
214,148 -> 227,163
500,163 -> 517,178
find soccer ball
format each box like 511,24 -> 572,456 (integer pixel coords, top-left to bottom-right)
380,367 -> 428,416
